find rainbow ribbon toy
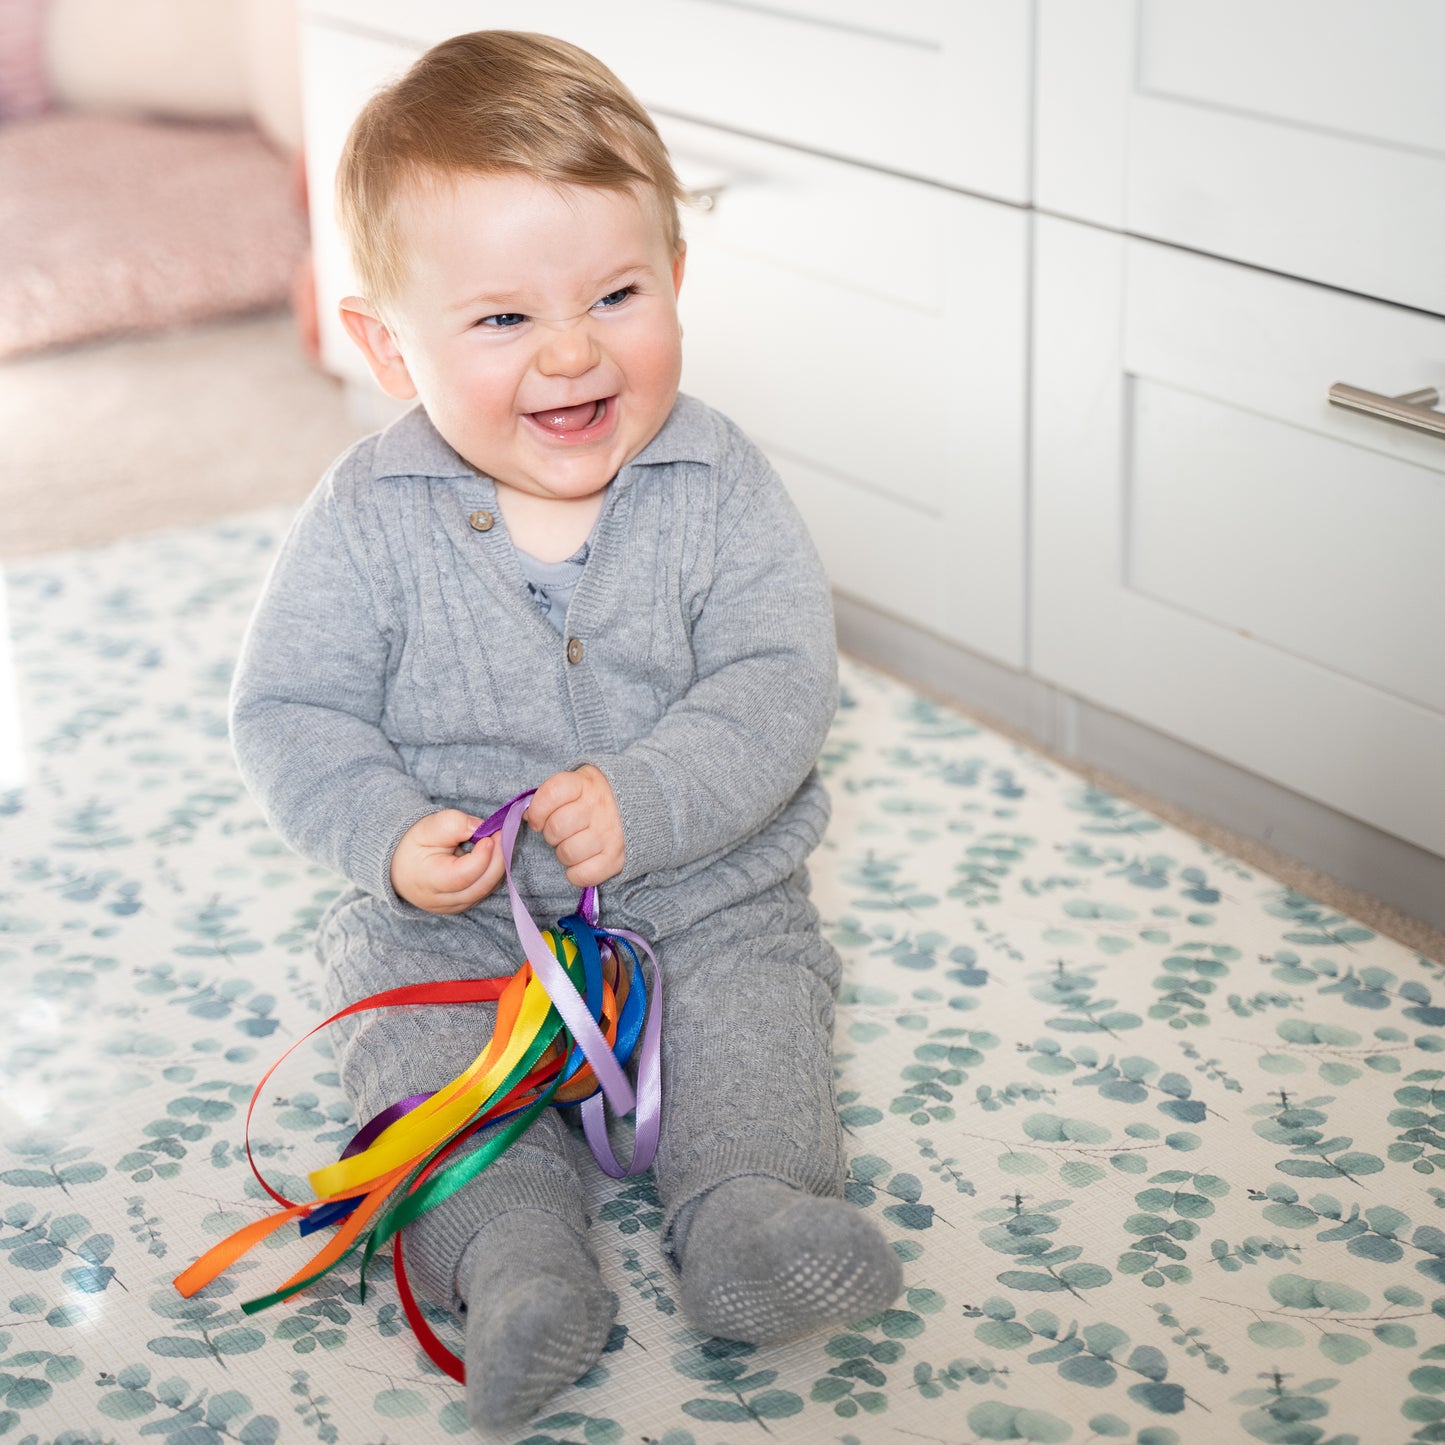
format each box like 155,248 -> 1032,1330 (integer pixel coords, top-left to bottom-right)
172,791 -> 662,1381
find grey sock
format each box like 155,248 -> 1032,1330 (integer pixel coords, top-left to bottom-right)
459,1210 -> 614,1432
675,1176 -> 903,1344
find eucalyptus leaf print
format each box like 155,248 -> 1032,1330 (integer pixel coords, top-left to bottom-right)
1030,959 -> 1144,1036
1249,1091 -> 1387,1183
1233,1368 -> 1356,1444
0,1336 -> 85,1425
916,1136 -> 976,1197
840,852 -> 939,913
0,1203 -> 124,1299
1392,1072 -> 1445,1173
1117,1171 -> 1229,1287
3,514 -> 1444,1441
619,1246 -> 677,1316
948,832 -> 1037,907
1,1138 -> 106,1195
671,1339 -> 804,1427
977,1194 -> 1114,1297
95,1365 -> 281,1443
891,1027 -> 998,1125
845,1155 -> 940,1231
1151,1302 -> 1229,1376
1150,945 -> 1239,1028
596,1176 -> 664,1236
962,1299 -> 1195,1413
147,1275 -> 268,1362
525,1412 -> 624,1445
810,1323 -> 911,1417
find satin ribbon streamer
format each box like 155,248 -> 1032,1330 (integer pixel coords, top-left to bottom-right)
172,791 -> 662,1382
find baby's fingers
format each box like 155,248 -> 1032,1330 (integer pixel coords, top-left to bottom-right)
413,808 -> 483,850
428,835 -> 508,913
525,771 -> 583,832
429,833 -> 493,887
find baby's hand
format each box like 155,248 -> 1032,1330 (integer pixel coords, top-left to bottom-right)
525,765 -> 625,888
390,810 -> 506,913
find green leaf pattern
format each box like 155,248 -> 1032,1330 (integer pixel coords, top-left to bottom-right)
1,512 -> 1442,1440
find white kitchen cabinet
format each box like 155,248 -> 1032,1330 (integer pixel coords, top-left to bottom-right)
304,0 -> 1032,201
1036,0 -> 1445,315
300,2 -> 1032,668
1031,0 -> 1445,881
1031,217 -> 1445,858
298,22 -> 415,391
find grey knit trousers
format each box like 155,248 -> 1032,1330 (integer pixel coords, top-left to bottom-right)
319,872 -> 845,1308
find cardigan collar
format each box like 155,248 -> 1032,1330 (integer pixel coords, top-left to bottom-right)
369,392 -> 715,485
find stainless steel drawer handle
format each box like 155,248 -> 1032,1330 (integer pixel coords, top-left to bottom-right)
1328,382 -> 1445,438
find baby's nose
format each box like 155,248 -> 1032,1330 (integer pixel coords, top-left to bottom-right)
535,315 -> 601,377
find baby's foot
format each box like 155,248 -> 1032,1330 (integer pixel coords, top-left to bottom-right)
460,1212 -> 613,1432
675,1176 -> 902,1343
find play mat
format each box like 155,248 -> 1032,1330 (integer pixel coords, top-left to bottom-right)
2,509 -> 1442,1445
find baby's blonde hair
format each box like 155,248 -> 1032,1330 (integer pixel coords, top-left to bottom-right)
336,30 -> 686,310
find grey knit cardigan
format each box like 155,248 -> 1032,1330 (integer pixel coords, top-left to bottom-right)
228,393 -> 838,943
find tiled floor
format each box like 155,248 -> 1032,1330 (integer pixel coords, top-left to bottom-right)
3,511 -> 1443,1444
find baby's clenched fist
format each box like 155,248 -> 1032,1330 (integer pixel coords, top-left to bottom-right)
525,764 -> 625,887
390,809 -> 506,913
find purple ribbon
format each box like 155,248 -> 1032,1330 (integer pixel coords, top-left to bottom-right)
341,1092 -> 434,1160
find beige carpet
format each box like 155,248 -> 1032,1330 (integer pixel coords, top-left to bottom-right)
0,309 -> 372,559
3,308 -> 1441,962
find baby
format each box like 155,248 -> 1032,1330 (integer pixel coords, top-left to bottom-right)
229,29 -> 901,1432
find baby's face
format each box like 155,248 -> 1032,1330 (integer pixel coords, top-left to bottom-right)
372,171 -> 684,503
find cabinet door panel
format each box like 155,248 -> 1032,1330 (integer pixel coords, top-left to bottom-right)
1128,381 -> 1445,714
664,116 -> 1028,665
1037,0 -> 1445,315
1032,217 -> 1445,856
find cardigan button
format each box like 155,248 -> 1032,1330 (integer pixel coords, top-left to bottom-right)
566,638 -> 584,665
468,510 -> 495,532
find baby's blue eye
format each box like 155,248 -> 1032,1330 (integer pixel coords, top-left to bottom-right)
479,312 -> 526,329
594,287 -> 635,309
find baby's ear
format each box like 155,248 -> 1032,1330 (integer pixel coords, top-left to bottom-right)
338,297 -> 418,400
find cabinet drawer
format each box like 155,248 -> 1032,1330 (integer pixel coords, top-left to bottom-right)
301,0 -> 1032,200
1037,0 -> 1445,315
1124,243 -> 1445,715
664,115 -> 1029,666
1032,217 -> 1445,856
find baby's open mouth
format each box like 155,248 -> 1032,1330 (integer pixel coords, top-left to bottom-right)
529,398 -> 608,434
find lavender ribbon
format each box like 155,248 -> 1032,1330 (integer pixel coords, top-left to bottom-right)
581,926 -> 662,1178
470,792 -> 662,1175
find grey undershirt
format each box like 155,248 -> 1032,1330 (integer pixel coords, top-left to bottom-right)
515,535 -> 591,633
